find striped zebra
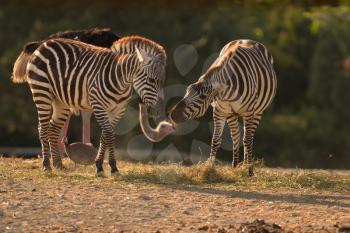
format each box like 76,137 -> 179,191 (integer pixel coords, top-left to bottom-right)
12,28 -> 120,155
13,28 -> 120,84
169,40 -> 277,173
12,36 -> 167,175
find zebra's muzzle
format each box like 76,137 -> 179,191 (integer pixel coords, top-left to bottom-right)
148,97 -> 164,118
168,101 -> 187,124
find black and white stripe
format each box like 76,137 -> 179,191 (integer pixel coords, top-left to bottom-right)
26,36 -> 166,174
170,39 -> 277,169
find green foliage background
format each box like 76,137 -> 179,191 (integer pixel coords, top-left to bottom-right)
1,0 -> 350,168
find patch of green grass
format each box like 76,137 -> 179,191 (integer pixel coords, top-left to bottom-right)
1,157 -> 350,192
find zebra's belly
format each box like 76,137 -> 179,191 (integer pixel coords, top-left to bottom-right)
52,87 -> 92,114
212,99 -> 251,116
213,87 -> 275,117
213,100 -> 273,117
68,104 -> 92,115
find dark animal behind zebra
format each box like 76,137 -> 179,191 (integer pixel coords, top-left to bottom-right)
169,39 -> 277,173
14,36 -> 167,175
12,28 -> 120,83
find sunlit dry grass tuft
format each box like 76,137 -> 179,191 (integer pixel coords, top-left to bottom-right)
1,157 -> 349,192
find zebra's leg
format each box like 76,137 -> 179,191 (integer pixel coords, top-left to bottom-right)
242,113 -> 262,175
108,109 -> 126,175
92,105 -> 118,176
227,115 -> 240,167
48,102 -> 70,169
209,110 -> 226,161
58,115 -> 71,157
35,103 -> 52,171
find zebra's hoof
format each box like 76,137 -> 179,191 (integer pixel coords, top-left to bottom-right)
110,164 -> 119,174
182,159 -> 193,166
42,159 -> 51,171
209,157 -> 222,165
96,171 -> 105,177
54,164 -> 66,171
53,161 -> 65,169
42,166 -> 52,172
111,170 -> 120,177
248,167 -> 254,177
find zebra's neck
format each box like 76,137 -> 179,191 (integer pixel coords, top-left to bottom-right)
111,36 -> 166,63
98,52 -> 140,81
87,53 -> 141,108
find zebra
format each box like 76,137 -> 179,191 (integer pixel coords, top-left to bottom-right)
12,28 -> 120,154
13,28 -> 120,84
169,39 -> 277,174
12,36 -> 167,176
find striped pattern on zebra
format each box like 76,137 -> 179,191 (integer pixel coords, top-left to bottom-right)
12,28 -> 120,157
14,36 -> 166,175
12,28 -> 120,84
169,39 -> 277,172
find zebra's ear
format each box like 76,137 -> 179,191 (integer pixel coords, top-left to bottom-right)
211,80 -> 227,90
135,46 -> 151,63
135,47 -> 144,63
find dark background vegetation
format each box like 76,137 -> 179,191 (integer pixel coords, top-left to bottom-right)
1,0 -> 350,169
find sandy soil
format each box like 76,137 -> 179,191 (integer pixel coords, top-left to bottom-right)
0,159 -> 350,232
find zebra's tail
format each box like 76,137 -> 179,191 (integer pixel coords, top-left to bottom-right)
11,41 -> 40,83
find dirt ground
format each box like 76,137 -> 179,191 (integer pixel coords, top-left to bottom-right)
0,158 -> 350,233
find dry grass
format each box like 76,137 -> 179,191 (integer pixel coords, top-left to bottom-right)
1,157 -> 350,192
119,160 -> 350,192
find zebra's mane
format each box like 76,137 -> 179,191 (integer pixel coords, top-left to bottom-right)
45,38 -> 111,54
201,51 -> 235,81
204,40 -> 257,76
111,36 -> 167,62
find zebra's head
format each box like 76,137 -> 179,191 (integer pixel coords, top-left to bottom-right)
169,74 -> 226,124
169,48 -> 233,124
134,47 -> 166,118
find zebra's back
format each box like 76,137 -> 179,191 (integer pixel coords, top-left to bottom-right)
216,39 -> 277,115
27,38 -> 116,110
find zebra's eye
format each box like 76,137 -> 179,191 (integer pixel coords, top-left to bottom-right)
188,104 -> 194,108
202,86 -> 210,92
148,77 -> 156,82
